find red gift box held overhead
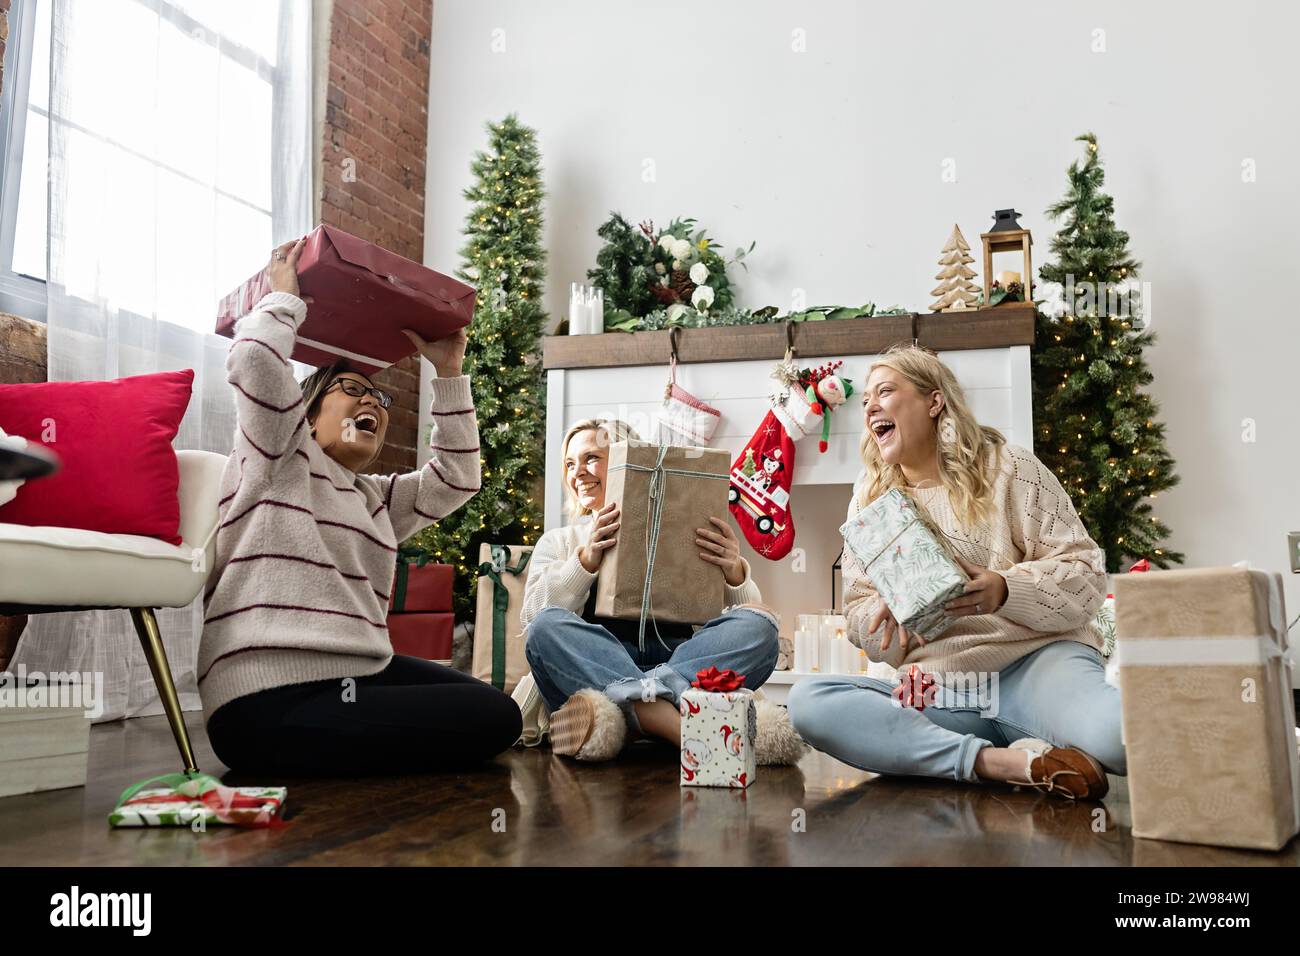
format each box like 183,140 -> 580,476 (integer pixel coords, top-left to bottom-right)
215,225 -> 476,374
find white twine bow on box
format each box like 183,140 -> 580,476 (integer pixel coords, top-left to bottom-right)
608,443 -> 729,653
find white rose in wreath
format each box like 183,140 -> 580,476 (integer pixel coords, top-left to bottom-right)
689,262 -> 709,284
654,262 -> 666,275
672,259 -> 682,271
671,238 -> 692,261
666,303 -> 688,322
691,285 -> 715,310
658,235 -> 675,252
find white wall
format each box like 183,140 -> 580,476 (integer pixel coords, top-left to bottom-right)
424,0 -> 1300,625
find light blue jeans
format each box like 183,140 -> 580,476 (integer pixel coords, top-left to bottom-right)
787,639 -> 1126,782
524,606 -> 780,731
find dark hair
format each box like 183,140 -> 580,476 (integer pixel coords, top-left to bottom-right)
299,360 -> 372,426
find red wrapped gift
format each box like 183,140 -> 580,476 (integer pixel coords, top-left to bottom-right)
389,562 -> 454,614
387,612 -> 454,663
216,225 -> 476,374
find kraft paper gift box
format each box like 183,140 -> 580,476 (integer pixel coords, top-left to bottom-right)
474,543 -> 533,693
389,560 -> 454,614
216,224 -> 476,374
680,677 -> 757,789
594,441 -> 730,644
839,487 -> 969,641
386,612 -> 454,664
1113,566 -> 1300,851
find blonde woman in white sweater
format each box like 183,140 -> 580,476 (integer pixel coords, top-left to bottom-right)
788,345 -> 1122,801
522,419 -> 796,763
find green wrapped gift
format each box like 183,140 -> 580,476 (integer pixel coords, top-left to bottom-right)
839,488 -> 969,641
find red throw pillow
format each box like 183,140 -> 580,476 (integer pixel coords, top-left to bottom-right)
0,369 -> 194,545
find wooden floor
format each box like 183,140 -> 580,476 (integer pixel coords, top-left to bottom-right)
2,712 -> 1297,866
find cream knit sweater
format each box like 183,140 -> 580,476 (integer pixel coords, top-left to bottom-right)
198,292 -> 481,722
844,443 -> 1107,676
520,518 -> 763,631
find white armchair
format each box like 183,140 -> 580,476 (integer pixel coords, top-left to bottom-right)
0,449 -> 228,773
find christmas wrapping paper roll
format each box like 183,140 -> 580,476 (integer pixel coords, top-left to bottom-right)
839,488 -> 969,641
680,676 -> 757,789
1114,567 -> 1300,851
594,441 -> 730,648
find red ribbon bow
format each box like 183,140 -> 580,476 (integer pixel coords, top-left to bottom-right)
891,664 -> 937,711
692,666 -> 746,692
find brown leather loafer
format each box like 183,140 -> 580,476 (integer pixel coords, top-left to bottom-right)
1010,738 -> 1110,801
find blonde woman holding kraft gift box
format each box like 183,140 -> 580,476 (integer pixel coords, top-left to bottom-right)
788,345 -> 1123,801
201,237 -> 521,776
521,419 -> 803,765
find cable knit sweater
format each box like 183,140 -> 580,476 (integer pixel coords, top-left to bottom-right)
520,518 -> 763,631
844,443 -> 1107,676
198,291 -> 481,723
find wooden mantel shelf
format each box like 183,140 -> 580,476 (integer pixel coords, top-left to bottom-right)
542,306 -> 1035,371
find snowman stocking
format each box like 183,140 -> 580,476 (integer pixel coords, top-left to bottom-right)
728,409 -> 800,560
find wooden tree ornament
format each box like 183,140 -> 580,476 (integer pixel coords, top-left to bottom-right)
930,224 -> 980,313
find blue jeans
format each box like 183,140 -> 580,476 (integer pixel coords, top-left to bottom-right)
787,639 -> 1126,783
524,606 -> 780,731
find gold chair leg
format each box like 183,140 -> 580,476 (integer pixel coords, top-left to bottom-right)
129,607 -> 200,774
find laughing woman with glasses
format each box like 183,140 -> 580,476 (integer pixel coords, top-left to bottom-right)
200,237 -> 521,776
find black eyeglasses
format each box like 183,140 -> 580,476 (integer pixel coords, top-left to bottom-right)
325,378 -> 394,409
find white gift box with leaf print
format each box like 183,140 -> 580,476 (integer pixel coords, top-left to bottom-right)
839,488 -> 969,641
679,688 -> 757,789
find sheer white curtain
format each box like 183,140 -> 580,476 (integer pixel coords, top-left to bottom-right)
13,0 -> 312,721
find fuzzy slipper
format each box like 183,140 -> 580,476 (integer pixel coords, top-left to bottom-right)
753,698 -> 809,766
549,688 -> 627,762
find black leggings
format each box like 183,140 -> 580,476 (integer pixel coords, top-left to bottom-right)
206,656 -> 522,776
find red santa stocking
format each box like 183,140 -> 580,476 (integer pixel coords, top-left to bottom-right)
728,409 -> 798,560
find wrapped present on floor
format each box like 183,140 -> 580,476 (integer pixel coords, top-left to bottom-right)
109,772 -> 285,828
1114,566 -> 1300,851
594,441 -> 731,650
680,668 -> 757,789
389,551 -> 454,614
216,224 -> 475,375
473,543 -> 533,692
839,487 -> 968,641
387,612 -> 454,664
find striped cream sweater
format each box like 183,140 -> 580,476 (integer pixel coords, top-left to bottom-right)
844,443 -> 1108,676
198,291 -> 481,723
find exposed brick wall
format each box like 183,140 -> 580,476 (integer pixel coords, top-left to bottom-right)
0,313 -> 46,385
0,0 -> 11,100
1,0 -> 10,97
320,0 -> 432,476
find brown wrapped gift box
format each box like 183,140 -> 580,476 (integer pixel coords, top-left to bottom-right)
1114,566 -> 1299,851
594,441 -> 731,640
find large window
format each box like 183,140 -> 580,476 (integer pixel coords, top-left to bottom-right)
0,0 -> 308,329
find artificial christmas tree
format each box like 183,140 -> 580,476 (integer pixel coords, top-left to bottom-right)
1031,132 -> 1183,571
404,115 -> 548,617
929,224 -> 980,312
